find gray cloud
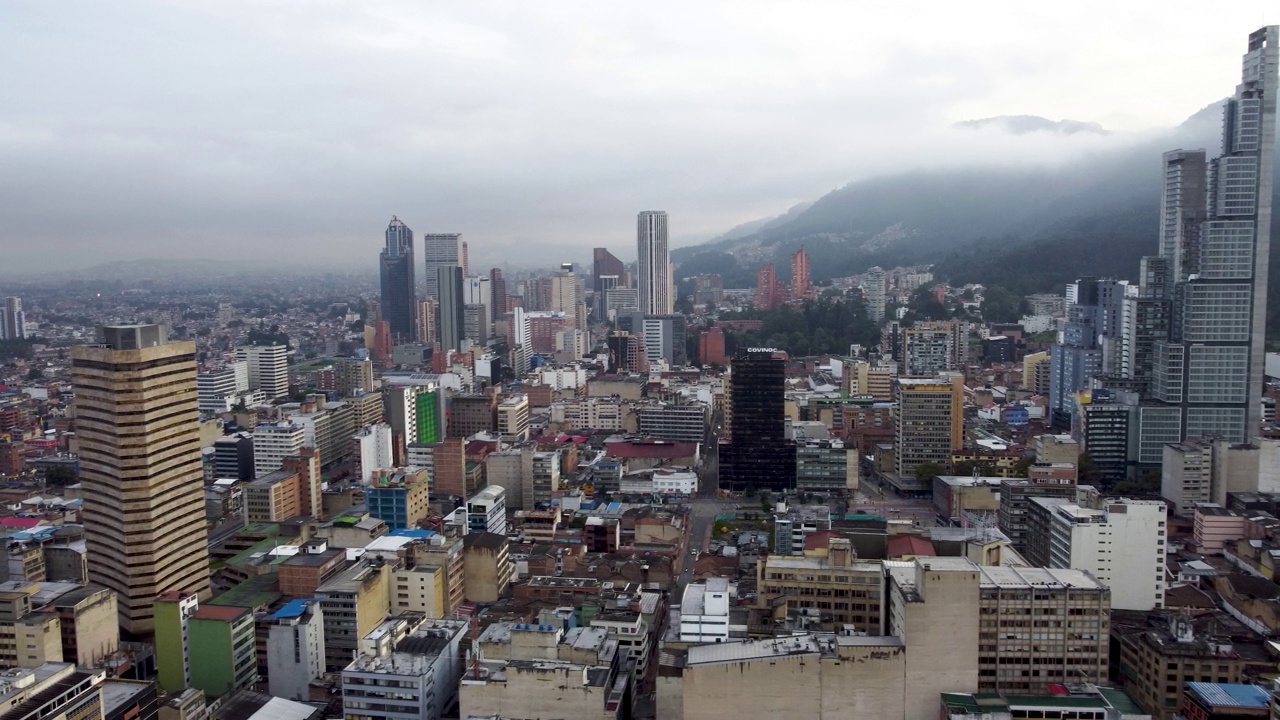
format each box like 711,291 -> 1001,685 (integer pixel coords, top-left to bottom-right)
0,1 -> 1274,274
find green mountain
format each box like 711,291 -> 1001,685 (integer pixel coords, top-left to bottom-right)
675,104 -> 1280,338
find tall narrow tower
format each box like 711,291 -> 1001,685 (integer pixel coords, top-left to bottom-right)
637,211 -> 671,315
72,325 -> 210,634
379,216 -> 417,342
791,247 -> 811,301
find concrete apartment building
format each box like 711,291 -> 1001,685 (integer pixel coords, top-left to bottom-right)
497,394 -> 530,442
266,598 -> 326,702
409,535 -> 466,616
756,537 -> 884,634
526,451 -> 562,508
679,578 -> 732,643
484,447 -> 532,511
971,566 -> 1110,694
894,375 -> 964,481
317,559 -> 395,672
0,587 -> 62,668
366,467 -> 431,530
71,324 -> 210,634
449,393 -> 497,438
252,423 -> 306,479
466,485 -> 508,536
243,469 -> 301,523
341,620 -> 469,720
1114,613 -> 1275,719
462,623 -> 632,720
1025,497 -> 1167,610
236,343 -> 289,401
462,532 -> 512,603
665,559 -> 979,720
334,358 -> 374,397
48,585 -> 119,667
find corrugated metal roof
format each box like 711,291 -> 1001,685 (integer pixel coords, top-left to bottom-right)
1185,682 -> 1269,709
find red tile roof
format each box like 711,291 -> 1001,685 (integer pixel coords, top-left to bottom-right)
0,518 -> 42,529
887,534 -> 936,559
192,605 -> 251,622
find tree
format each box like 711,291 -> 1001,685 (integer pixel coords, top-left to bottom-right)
915,462 -> 944,484
25,367 -> 43,381
980,285 -> 1024,323
1077,453 -> 1099,486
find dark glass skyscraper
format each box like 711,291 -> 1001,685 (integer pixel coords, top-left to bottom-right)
720,348 -> 796,491
379,216 -> 417,342
437,265 -> 465,352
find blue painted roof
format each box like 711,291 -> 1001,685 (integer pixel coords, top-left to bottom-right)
1186,682 -> 1270,709
270,598 -> 318,620
389,528 -> 436,539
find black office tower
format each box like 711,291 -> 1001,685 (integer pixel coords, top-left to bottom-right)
720,348 -> 795,492
379,216 -> 417,342
438,265 -> 465,352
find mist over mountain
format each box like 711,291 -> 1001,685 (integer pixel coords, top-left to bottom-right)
674,99 -> 1280,336
952,115 -> 1109,135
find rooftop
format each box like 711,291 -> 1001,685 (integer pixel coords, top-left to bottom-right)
978,566 -> 1106,591
1185,682 -> 1270,710
192,605 -> 251,623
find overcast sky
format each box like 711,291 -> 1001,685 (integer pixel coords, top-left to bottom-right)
0,1 -> 1275,274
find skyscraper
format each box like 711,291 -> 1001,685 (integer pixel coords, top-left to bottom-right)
593,247 -> 626,292
862,267 -> 887,323
379,216 -> 416,342
72,325 -> 210,634
1148,27 -> 1278,443
550,263 -> 583,329
423,233 -> 463,302
637,211 -> 672,315
490,268 -> 507,321
1,297 -> 25,340
720,349 -> 795,491
437,265 -> 465,352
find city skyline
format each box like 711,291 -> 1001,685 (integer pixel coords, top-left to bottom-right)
1,4 -> 1278,273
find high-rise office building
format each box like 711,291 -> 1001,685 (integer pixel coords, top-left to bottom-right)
72,325 -> 210,634
237,344 -> 289,401
489,268 -> 507,321
437,265 -> 465,352
894,375 -> 964,480
379,216 -> 416,342
637,210 -> 672,315
550,263 -> 583,328
422,233 -> 463,302
1,297 -> 25,340
862,266 -> 887,323
593,247 -> 626,292
720,349 -> 795,491
1146,27 -> 1278,443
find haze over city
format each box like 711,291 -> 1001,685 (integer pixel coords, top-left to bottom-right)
0,1 -> 1276,273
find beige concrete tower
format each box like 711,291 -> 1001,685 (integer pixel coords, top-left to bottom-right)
72,325 -> 210,635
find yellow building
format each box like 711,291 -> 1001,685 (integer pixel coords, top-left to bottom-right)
71,325 -> 210,634
463,532 -> 512,603
317,558 -> 393,672
757,537 -> 883,634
